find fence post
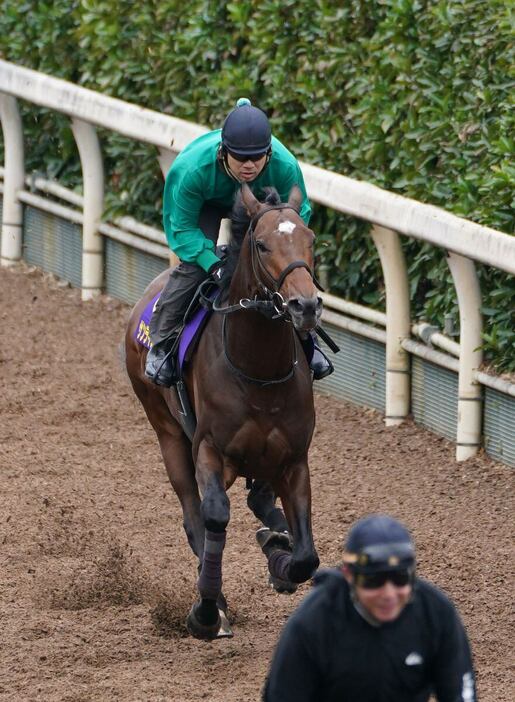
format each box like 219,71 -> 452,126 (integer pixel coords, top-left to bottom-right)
0,94 -> 24,267
446,253 -> 483,460
370,225 -> 411,425
71,118 -> 104,300
157,147 -> 179,269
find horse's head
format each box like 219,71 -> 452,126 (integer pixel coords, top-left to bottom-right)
239,184 -> 323,332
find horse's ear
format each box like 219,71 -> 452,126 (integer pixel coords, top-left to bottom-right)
287,185 -> 303,213
241,183 -> 261,218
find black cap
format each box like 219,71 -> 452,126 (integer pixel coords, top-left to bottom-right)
343,515 -> 415,574
221,98 -> 272,158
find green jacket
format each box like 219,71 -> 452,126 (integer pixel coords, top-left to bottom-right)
162,129 -> 312,271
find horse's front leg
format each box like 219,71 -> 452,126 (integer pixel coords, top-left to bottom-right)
186,438 -> 231,639
267,460 -> 319,585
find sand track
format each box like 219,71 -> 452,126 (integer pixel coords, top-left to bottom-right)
0,264 -> 513,701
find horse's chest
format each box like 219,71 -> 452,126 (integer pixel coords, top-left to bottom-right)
250,402 -> 282,416
223,416 -> 304,475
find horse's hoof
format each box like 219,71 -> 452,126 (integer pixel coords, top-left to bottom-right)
186,603 -> 221,640
186,604 -> 233,639
268,574 -> 298,595
217,608 -> 233,638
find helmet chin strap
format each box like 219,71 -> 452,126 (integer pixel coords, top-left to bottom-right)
218,146 -> 240,182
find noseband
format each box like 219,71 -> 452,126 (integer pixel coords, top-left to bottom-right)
211,203 -> 323,319
248,205 -> 323,315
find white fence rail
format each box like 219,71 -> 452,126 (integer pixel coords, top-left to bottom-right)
1,60 -> 514,462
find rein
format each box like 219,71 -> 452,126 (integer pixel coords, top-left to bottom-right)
248,205 -> 324,301
222,316 -> 298,386
212,204 -> 323,318
212,202 -> 320,386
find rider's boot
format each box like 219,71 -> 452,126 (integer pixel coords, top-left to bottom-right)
299,331 -> 334,380
144,336 -> 177,387
310,341 -> 334,380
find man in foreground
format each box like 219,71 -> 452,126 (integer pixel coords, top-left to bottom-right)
263,514 -> 476,701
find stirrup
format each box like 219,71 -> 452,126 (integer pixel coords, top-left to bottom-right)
145,343 -> 176,387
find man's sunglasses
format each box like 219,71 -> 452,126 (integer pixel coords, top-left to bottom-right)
356,569 -> 412,590
227,150 -> 267,163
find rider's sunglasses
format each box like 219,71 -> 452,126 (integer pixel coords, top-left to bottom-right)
356,569 -> 411,590
227,150 -> 267,163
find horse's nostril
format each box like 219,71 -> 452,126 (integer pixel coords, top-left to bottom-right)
288,298 -> 304,315
288,297 -> 320,318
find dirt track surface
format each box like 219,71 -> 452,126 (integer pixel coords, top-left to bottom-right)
0,263 -> 513,701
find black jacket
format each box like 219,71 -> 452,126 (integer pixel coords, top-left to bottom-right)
263,569 -> 476,702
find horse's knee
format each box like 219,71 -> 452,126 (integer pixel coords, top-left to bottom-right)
201,478 -> 230,533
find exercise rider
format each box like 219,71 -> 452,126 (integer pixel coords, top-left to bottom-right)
145,98 -> 333,386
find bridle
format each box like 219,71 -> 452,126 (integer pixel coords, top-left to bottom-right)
211,203 -> 323,386
212,204 -> 323,320
248,204 -> 322,310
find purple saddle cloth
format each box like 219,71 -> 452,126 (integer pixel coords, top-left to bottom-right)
133,291 -> 212,373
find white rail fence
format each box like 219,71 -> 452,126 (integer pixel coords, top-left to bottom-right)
1,60 -> 514,464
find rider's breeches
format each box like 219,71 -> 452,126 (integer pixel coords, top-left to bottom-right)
149,203 -> 227,346
149,263 -> 206,345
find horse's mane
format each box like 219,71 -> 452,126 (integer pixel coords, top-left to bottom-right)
222,187 -> 281,280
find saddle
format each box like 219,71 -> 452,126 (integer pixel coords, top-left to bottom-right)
134,279 -> 219,441
173,282 -> 219,441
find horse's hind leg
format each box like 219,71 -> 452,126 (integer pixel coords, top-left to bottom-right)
247,480 -> 289,533
157,429 -> 205,559
129,379 -> 205,564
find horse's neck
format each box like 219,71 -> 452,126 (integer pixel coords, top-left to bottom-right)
225,264 -> 295,378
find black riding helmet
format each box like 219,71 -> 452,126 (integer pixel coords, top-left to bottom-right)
221,98 -> 272,159
342,514 -> 415,574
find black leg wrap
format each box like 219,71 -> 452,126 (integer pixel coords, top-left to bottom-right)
197,530 -> 226,601
268,550 -> 292,583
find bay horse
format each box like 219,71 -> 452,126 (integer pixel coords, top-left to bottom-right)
125,184 -> 321,639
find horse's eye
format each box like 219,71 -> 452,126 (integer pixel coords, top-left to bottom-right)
255,240 -> 269,253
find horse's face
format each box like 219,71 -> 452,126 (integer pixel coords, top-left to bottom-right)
241,185 -> 322,332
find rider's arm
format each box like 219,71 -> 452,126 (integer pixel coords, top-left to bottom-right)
162,167 -> 221,272
432,603 -> 477,702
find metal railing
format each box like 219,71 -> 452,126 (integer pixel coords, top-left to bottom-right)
1,60 -> 514,462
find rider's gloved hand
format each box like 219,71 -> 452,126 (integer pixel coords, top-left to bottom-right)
208,260 -> 226,287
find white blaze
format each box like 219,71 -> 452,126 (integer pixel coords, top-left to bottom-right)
278,220 -> 296,234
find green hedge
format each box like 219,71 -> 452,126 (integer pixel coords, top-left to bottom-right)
0,0 -> 513,371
